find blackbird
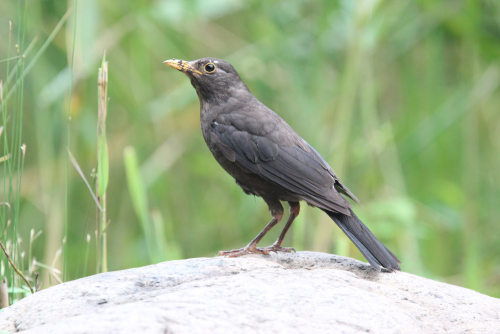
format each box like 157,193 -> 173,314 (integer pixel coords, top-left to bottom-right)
164,57 -> 400,271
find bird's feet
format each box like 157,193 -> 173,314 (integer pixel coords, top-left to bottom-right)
260,244 -> 296,254
218,244 -> 295,257
218,245 -> 270,257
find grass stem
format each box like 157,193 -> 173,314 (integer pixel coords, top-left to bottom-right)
96,54 -> 109,273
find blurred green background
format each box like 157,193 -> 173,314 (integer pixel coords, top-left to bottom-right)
0,0 -> 499,301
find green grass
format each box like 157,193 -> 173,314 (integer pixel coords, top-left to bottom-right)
96,54 -> 109,273
0,0 -> 499,304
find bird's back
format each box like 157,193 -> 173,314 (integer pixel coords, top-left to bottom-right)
203,95 -> 354,215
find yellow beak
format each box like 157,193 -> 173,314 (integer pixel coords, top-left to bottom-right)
163,59 -> 202,75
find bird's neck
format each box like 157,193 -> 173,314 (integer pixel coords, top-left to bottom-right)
191,79 -> 250,105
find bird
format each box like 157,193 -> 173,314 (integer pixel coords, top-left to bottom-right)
164,57 -> 400,271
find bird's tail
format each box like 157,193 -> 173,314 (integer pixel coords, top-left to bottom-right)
323,209 -> 400,271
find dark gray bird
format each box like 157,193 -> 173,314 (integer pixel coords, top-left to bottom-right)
164,57 -> 400,271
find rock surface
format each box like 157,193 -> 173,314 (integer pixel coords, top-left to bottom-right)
0,251 -> 498,333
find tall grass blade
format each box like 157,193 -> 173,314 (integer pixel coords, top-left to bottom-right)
124,146 -> 167,262
96,54 -> 109,272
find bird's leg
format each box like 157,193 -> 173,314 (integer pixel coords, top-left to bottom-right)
218,199 -> 283,257
261,201 -> 300,253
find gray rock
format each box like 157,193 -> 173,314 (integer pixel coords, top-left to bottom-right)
0,251 -> 498,333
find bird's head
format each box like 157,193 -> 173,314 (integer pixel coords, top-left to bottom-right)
163,57 -> 249,104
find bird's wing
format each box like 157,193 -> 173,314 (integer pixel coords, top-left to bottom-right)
209,112 -> 353,215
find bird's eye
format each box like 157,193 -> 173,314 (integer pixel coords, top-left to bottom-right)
204,63 -> 216,73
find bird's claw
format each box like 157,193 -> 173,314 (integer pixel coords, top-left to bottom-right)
261,245 -> 296,253
218,246 -> 270,257
218,244 -> 295,257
